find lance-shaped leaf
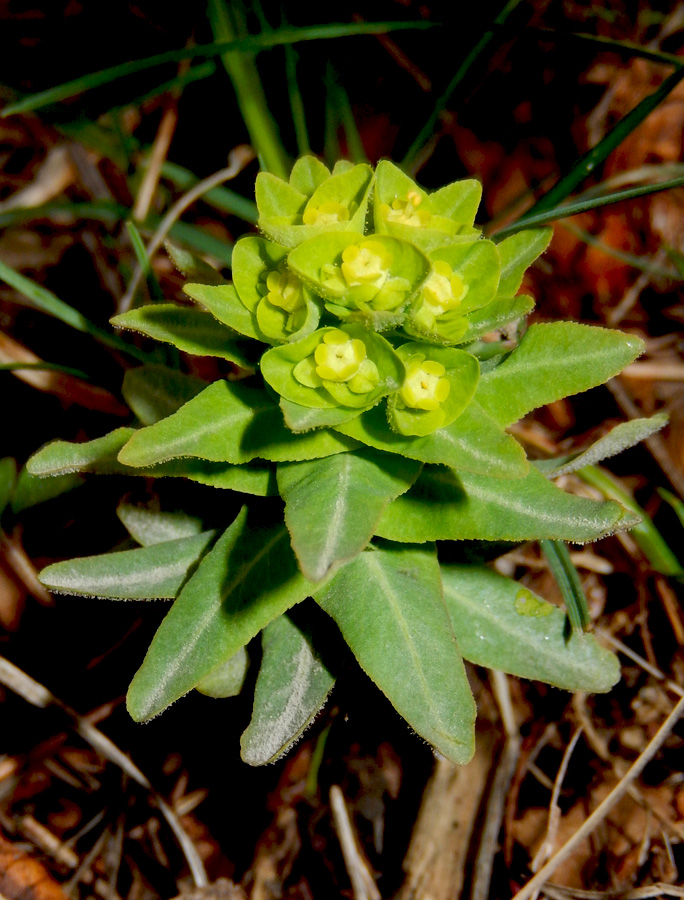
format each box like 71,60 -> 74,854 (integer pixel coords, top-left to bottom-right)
196,647 -> 248,698
441,564 -> 620,692
314,543 -> 476,764
456,294 -> 535,344
475,323 -> 644,428
111,305 -> 255,367
494,228 -> 553,297
165,242 -> 228,286
241,614 -> 335,765
127,508 -> 315,722
10,466 -> 83,514
335,401 -> 529,478
122,365 -> 207,426
117,501 -> 204,547
184,283 -> 261,341
375,465 -> 636,544
544,413 -> 669,477
39,531 -> 216,599
26,428 -> 278,495
277,449 -> 422,582
117,380 -> 359,467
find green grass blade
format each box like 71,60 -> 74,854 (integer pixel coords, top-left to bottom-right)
207,0 -> 289,179
519,65 -> 684,219
126,221 -> 164,302
0,258 -> 152,362
3,22 -> 436,118
402,0 -> 525,169
0,361 -> 90,378
539,539 -> 590,633
494,174 -> 684,238
529,26 -> 684,69
579,466 -> 683,577
659,489 -> 684,530
285,44 -> 310,156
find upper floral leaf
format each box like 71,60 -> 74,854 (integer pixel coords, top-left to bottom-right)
387,343 -> 480,437
256,158 -> 374,248
260,324 -> 404,414
373,160 -> 482,252
404,239 -> 500,344
231,236 -> 321,343
288,232 -> 430,331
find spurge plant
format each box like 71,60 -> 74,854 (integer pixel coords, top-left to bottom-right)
29,157 -> 651,765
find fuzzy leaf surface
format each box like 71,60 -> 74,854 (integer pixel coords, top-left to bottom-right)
494,228 -> 553,296
117,502 -> 204,546
111,305 -> 254,366
126,508 -> 315,722
241,614 -> 335,765
335,401 -> 528,478
315,544 -> 475,763
183,283 -> 261,340
122,365 -> 207,425
26,429 -> 277,495
441,564 -> 620,692
10,466 -> 83,514
195,647 -> 248,698
457,294 -> 535,343
375,465 -> 631,543
277,449 -> 422,582
117,380 -> 359,467
475,323 -> 644,427
39,531 -> 216,599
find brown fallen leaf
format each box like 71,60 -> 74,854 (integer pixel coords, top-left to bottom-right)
0,834 -> 69,900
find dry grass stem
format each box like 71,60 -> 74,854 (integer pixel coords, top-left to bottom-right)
330,785 -> 381,900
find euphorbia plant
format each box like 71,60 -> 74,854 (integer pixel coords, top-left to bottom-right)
29,157 -> 654,766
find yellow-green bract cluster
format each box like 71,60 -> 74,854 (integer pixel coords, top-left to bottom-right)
184,157 -> 548,438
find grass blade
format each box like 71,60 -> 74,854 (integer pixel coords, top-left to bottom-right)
0,362 -> 90,379
285,44 -> 310,156
126,221 -> 164,302
0,258 -> 152,362
161,161 -> 257,222
579,466 -> 683,577
519,64 -> 684,219
493,174 -> 684,238
3,22 -> 436,118
539,539 -> 590,633
402,0 -> 525,170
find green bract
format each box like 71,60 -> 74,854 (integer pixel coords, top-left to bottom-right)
30,156 -> 648,768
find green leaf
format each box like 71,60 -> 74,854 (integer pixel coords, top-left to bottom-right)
26,428 -> 278,496
457,294 -> 535,343
475,323 -> 644,427
335,400 -> 529,478
38,531 -> 216,599
540,540 -> 590,633
10,467 -> 83,514
117,380 -> 359,467
117,501 -> 204,546
164,242 -> 228,285
493,228 -> 553,296
122,365 -> 207,425
314,543 -> 476,764
375,464 -> 634,543
279,398 -> 371,433
441,564 -> 620,693
547,413 -> 669,477
289,156 -> 330,195
110,305 -> 255,368
0,458 -> 17,518
195,647 -> 248,698
126,508 -> 315,722
277,449 -> 422,581
241,614 -> 335,765
183,283 -> 261,341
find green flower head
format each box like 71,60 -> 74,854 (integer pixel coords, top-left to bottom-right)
261,324 -> 405,414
